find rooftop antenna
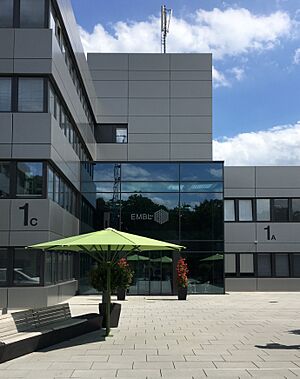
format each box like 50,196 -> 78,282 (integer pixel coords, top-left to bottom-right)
161,5 -> 172,54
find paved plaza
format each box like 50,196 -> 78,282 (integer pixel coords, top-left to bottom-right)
1,292 -> 300,378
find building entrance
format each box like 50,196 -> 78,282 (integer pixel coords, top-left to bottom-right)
127,252 -> 174,295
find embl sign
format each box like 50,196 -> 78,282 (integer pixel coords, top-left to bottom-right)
131,209 -> 169,225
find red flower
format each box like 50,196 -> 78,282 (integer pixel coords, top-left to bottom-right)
176,257 -> 189,288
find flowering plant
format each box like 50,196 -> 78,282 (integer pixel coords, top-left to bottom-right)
176,257 -> 189,288
116,258 -> 134,289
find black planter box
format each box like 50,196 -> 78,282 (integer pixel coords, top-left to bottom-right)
178,287 -> 187,300
99,302 -> 121,328
117,288 -> 126,300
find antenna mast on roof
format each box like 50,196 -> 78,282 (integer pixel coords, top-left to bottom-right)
161,5 -> 172,54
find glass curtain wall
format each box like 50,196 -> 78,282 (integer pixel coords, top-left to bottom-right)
81,162 -> 224,294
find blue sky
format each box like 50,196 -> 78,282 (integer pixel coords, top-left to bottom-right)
71,0 -> 300,165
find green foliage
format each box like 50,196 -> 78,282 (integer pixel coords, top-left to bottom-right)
89,258 -> 134,292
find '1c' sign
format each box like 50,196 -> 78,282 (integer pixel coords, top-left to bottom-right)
19,203 -> 38,227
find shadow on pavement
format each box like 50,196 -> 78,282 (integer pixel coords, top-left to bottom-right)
38,330 -> 106,353
289,329 -> 300,335
256,343 -> 300,350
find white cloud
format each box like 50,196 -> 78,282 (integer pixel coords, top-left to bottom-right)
80,8 -> 292,59
213,122 -> 300,165
230,67 -> 245,81
212,66 -> 230,87
293,47 -> 300,64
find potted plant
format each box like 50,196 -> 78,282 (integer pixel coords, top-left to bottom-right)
116,258 -> 134,300
176,257 -> 188,300
90,263 -> 121,327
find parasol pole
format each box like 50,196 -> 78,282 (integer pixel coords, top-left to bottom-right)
106,246 -> 111,336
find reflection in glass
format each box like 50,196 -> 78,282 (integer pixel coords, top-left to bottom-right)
238,199 -> 253,221
0,78 -> 11,111
256,199 -> 270,221
20,0 -> 46,28
16,162 -> 43,196
180,193 -> 223,240
18,78 -> 44,112
122,182 -> 179,193
122,163 -> 179,181
93,164 -> 117,181
273,199 -> 289,222
275,254 -> 289,277
292,199 -> 300,221
180,163 -> 223,181
224,200 -> 235,221
0,249 -> 8,283
0,162 -> 10,198
14,248 -> 40,285
180,182 -> 222,192
0,0 -> 13,27
183,252 -> 224,294
257,254 -> 271,277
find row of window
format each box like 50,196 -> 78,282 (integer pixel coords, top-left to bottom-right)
49,82 -> 92,172
225,252 -> 300,278
0,77 -> 92,174
0,247 -> 74,287
0,0 -> 95,133
50,3 -> 94,132
0,161 -> 43,198
225,198 -> 300,222
0,0 -> 48,28
47,166 -> 78,217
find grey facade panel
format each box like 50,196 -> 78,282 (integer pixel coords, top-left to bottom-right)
13,113 -> 51,143
94,81 -> 128,98
0,145 -> 12,159
87,53 -> 129,70
129,70 -> 169,81
170,54 -> 212,70
129,116 -> 169,134
171,133 -> 212,143
129,134 -> 169,143
170,143 -> 212,160
129,81 -> 169,98
14,29 -> 52,58
0,114 -> 13,144
96,143 -> 128,161
128,143 -> 170,161
171,81 -> 212,98
12,144 -> 51,159
0,59 -> 13,72
225,278 -> 257,291
129,98 -> 169,116
170,98 -> 212,116
225,223 -> 256,244
256,166 -> 300,189
0,201 -> 11,230
14,58 -> 52,74
224,189 -> 256,197
97,98 -> 128,117
224,167 -> 255,189
171,70 -> 212,81
129,54 -> 169,70
0,29 -> 14,58
170,116 -> 211,134
90,70 -> 128,81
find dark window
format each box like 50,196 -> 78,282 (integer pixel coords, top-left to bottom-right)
47,166 -> 54,201
256,199 -> 270,221
0,249 -> 8,284
16,162 -> 43,196
95,124 -> 128,143
20,0 -> 46,28
0,0 -> 14,27
18,78 -> 44,112
292,199 -> 300,221
275,254 -> 289,277
13,248 -> 40,285
49,84 -> 56,117
257,254 -> 271,277
272,199 -> 289,222
44,252 -> 53,285
180,163 -> 223,181
293,254 -> 300,277
0,78 -> 11,111
224,200 -> 235,221
0,162 -> 10,198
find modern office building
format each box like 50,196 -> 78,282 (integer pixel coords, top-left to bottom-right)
0,0 -> 299,308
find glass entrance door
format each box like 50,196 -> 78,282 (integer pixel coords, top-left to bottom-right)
128,252 -> 173,295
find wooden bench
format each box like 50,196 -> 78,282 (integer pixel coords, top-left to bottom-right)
0,304 -> 102,363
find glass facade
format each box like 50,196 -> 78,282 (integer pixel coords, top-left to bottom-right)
81,162 -> 224,295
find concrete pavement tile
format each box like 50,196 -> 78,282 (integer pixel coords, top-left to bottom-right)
184,354 -> 225,361
247,369 -> 297,378
174,361 -> 215,368
117,369 -> 161,377
204,369 -> 251,378
122,349 -> 158,355
133,361 -> 174,369
0,371 -> 30,378
49,362 -> 93,370
85,350 -> 122,355
72,370 -> 117,377
213,361 -> 259,368
161,368 -> 206,378
254,361 -> 299,368
92,361 -> 133,369
147,355 -> 185,362
23,370 -> 74,378
69,355 -> 109,362
6,362 -> 52,370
